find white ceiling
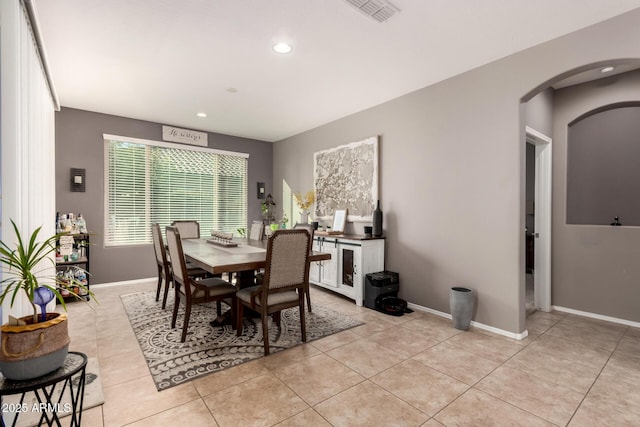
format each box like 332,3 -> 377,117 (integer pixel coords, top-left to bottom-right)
33,0 -> 640,142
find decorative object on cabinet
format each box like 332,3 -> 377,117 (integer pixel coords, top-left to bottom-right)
293,190 -> 315,224
373,200 -> 383,237
309,234 -> 385,306
450,287 -> 474,330
330,209 -> 348,234
314,135 -> 378,222
0,220 -> 93,381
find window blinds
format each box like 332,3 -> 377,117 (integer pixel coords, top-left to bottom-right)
104,137 -> 248,246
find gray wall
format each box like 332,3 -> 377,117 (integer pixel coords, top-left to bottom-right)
274,9 -> 640,334
525,88 -> 554,228
56,108 -> 273,284
553,70 -> 640,322
566,104 -> 640,226
525,88 -> 554,137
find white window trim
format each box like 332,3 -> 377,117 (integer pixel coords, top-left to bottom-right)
103,134 -> 249,247
102,134 -> 250,158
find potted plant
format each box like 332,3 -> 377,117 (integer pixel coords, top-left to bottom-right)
261,193 -> 276,223
0,220 -> 94,380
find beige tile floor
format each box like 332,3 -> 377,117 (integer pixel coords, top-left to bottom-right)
65,280 -> 640,426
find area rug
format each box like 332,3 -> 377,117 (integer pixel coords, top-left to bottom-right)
121,291 -> 363,391
2,357 -> 104,427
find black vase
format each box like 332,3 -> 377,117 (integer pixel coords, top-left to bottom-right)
372,200 -> 383,237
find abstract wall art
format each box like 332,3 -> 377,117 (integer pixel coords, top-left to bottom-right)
314,136 -> 378,221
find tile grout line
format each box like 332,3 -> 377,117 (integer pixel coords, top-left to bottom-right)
564,324 -> 630,426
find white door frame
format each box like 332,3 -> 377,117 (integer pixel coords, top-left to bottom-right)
526,126 -> 552,312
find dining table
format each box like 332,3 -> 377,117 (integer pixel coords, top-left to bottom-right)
180,236 -> 331,288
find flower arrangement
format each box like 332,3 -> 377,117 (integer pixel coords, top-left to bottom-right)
293,190 -> 315,211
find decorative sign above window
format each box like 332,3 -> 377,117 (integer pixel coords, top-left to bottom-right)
162,125 -> 208,147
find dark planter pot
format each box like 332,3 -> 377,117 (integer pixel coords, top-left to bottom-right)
450,287 -> 474,330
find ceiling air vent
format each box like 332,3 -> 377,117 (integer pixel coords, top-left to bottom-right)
345,0 -> 400,23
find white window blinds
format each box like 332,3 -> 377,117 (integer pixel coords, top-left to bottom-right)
104,136 -> 248,246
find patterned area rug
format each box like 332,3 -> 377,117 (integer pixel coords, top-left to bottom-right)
121,291 -> 363,391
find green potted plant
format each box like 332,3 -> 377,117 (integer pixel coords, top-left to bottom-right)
261,193 -> 276,223
0,219 -> 95,380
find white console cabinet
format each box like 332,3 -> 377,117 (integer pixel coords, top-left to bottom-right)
310,234 -> 385,306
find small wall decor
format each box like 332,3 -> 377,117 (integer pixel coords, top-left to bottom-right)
70,168 -> 86,192
162,125 -> 208,147
314,136 -> 378,221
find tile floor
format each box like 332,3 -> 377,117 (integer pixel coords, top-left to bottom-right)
65,280 -> 640,426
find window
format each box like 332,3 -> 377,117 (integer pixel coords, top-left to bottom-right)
104,135 -> 248,246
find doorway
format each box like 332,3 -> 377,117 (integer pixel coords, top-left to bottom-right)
525,126 -> 552,314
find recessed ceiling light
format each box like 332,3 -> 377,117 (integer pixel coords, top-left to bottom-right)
196,112 -> 207,118
601,66 -> 615,73
273,42 -> 292,54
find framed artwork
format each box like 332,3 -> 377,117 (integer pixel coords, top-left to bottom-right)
314,136 -> 378,222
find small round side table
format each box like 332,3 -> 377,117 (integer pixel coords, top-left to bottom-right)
0,351 -> 87,427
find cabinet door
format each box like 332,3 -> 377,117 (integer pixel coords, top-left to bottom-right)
339,245 -> 361,289
320,242 -> 339,288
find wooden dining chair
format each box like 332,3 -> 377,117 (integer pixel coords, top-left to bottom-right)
152,223 -> 211,309
171,220 -> 200,239
166,226 -> 237,342
152,223 -> 173,309
254,223 -> 314,311
293,222 -> 315,312
236,229 -> 311,355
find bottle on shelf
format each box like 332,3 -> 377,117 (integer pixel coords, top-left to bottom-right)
76,214 -> 87,234
77,269 -> 88,296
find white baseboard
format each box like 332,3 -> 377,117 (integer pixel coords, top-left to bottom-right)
406,302 -> 529,341
553,305 -> 640,329
92,277 -> 156,288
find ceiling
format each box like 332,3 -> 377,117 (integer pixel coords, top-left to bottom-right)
33,0 -> 640,142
